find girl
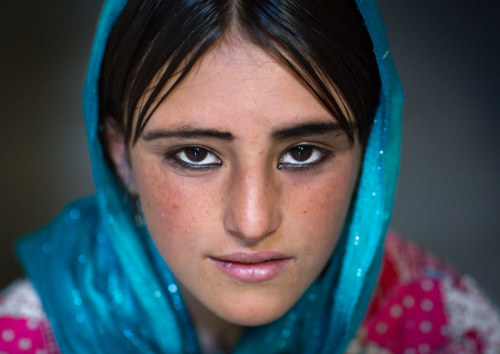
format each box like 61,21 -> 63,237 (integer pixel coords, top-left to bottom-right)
2,0 -> 499,353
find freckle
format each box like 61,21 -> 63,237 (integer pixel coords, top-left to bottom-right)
172,204 -> 179,210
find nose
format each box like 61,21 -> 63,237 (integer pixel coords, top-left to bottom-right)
224,167 -> 281,244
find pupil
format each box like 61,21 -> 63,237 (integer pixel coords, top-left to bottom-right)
186,147 -> 207,162
292,146 -> 312,161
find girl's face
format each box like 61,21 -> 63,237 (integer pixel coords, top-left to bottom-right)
111,39 -> 361,326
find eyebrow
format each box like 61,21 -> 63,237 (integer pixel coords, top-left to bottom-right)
142,128 -> 234,142
272,122 -> 344,139
141,121 -> 344,142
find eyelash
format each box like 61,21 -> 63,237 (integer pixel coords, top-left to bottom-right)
164,144 -> 333,171
164,146 -> 222,170
277,145 -> 333,170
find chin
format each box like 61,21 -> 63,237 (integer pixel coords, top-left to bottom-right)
211,294 -> 295,327
222,311 -> 287,327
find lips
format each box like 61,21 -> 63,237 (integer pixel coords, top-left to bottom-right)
209,251 -> 292,283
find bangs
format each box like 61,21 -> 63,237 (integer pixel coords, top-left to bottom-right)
99,0 -> 380,145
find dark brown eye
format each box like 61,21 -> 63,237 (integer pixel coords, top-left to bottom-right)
279,144 -> 330,168
172,146 -> 222,168
289,145 -> 313,162
184,147 -> 208,162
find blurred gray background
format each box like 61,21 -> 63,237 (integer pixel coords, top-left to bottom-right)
1,1 -> 499,304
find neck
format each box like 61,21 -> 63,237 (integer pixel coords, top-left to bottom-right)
180,285 -> 244,354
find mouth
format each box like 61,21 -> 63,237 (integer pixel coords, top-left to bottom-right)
208,251 -> 292,283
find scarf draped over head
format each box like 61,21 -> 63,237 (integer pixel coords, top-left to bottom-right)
16,0 -> 403,352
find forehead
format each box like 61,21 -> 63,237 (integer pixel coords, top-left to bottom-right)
142,38 -> 340,133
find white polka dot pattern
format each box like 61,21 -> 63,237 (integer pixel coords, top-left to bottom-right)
1,330 -> 14,342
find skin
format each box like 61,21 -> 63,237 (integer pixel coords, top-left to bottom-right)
106,37 -> 362,352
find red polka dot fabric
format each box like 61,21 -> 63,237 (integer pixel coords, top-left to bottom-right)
0,280 -> 59,354
347,231 -> 500,353
365,277 -> 448,353
0,318 -> 46,353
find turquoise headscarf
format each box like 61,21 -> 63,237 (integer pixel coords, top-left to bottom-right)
16,0 -> 403,352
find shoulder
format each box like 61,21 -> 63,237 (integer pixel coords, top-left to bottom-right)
348,231 -> 500,354
0,279 -> 59,353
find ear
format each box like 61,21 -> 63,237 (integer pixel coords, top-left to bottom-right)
102,116 -> 137,195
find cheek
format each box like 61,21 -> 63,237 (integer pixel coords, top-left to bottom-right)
131,158 -> 221,252
281,153 -> 360,257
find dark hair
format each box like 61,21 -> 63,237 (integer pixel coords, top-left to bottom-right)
99,0 -> 380,146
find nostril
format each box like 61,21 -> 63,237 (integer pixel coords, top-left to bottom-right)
224,206 -> 281,243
